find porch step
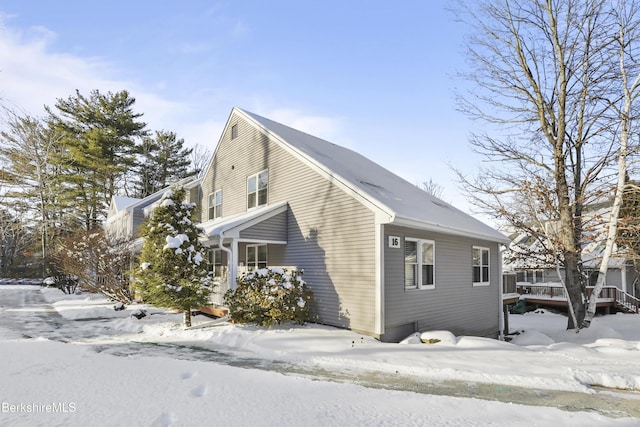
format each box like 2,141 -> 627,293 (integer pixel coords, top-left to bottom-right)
615,301 -> 638,314
195,306 -> 229,318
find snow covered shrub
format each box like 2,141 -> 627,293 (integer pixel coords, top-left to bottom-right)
45,274 -> 79,295
224,268 -> 314,327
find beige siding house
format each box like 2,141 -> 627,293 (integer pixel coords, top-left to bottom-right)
106,177 -> 201,245
197,108 -> 510,342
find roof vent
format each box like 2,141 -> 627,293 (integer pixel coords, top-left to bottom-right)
358,180 -> 383,189
432,200 -> 450,209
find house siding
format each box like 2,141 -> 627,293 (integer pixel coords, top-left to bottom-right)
131,206 -> 146,238
127,193 -> 163,239
238,211 -> 288,241
201,113 -> 378,335
382,224 -> 500,342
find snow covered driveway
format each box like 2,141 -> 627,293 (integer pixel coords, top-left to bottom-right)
1,286 -> 639,426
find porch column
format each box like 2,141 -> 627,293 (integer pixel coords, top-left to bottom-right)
229,238 -> 239,290
498,245 -> 506,339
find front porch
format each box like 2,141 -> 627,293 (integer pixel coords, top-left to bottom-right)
207,265 -> 300,308
200,202 -> 291,308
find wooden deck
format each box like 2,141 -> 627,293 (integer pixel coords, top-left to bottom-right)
513,283 -> 639,314
195,306 -> 229,318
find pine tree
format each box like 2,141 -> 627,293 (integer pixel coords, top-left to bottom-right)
134,130 -> 194,198
48,89 -> 147,230
131,187 -> 211,327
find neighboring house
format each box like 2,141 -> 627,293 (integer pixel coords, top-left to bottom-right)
502,216 -> 640,315
105,177 -> 202,248
106,195 -> 142,240
504,227 -> 639,299
196,107 -> 510,342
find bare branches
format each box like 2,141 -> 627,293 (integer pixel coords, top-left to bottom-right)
52,229 -> 134,304
455,0 -> 640,327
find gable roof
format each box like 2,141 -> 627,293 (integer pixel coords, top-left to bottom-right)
232,108 -> 509,244
111,196 -> 141,213
115,176 -> 203,214
201,201 -> 288,240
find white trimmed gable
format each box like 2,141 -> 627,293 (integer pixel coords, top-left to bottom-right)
234,108 -> 509,244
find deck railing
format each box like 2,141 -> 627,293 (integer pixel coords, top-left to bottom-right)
518,283 -> 567,299
517,283 -> 639,313
614,288 -> 640,313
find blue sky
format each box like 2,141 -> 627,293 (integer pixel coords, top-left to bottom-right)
0,1 -> 483,214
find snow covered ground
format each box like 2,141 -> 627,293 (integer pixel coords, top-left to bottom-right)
1,285 -> 639,426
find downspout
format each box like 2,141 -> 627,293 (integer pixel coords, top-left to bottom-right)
498,244 -> 506,341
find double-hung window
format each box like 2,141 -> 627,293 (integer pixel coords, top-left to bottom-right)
208,190 -> 222,220
472,246 -> 490,286
208,249 -> 223,276
247,170 -> 268,209
517,269 -> 543,283
404,238 -> 435,290
246,244 -> 267,271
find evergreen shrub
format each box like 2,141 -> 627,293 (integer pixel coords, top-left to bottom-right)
224,268 -> 314,326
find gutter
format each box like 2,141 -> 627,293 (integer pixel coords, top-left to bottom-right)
391,216 -> 511,245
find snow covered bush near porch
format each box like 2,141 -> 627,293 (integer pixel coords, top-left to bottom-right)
224,268 -> 314,326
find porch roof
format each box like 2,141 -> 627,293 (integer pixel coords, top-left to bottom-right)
201,201 -> 288,240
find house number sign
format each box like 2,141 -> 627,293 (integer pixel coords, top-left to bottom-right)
388,236 -> 401,248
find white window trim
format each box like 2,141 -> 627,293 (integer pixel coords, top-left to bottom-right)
405,238 -> 436,290
473,246 -> 490,287
247,169 -> 268,209
208,189 -> 222,220
246,243 -> 268,271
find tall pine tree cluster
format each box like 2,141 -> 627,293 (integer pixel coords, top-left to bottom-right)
48,89 -> 147,230
135,130 -> 194,198
131,188 -> 211,327
0,89 -> 201,273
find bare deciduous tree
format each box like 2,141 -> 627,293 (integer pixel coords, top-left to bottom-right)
422,178 -> 445,200
583,1 -> 640,326
52,229 -> 134,304
0,108 -> 66,274
189,143 -> 212,177
454,0 -> 630,328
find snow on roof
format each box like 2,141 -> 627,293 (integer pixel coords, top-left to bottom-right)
237,108 -> 509,244
202,201 -> 288,239
119,176 -> 203,216
582,240 -> 627,269
112,196 -> 141,212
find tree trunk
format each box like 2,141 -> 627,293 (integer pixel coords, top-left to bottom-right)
555,139 -> 585,329
563,251 -> 585,329
183,309 -> 192,328
583,16 -> 640,327
582,157 -> 626,327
